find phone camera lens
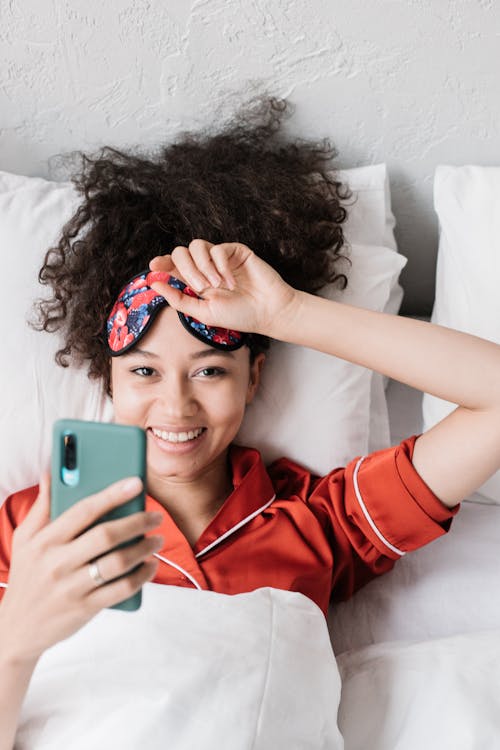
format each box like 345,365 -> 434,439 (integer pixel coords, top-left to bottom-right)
64,434 -> 77,470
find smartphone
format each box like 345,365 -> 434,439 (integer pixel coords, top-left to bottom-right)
51,419 -> 147,611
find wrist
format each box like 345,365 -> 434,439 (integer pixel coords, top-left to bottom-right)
0,608 -> 40,669
0,649 -> 39,677
264,288 -> 308,342
0,643 -> 39,673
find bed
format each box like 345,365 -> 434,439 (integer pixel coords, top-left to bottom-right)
331,377 -> 500,748
2,163 -> 500,749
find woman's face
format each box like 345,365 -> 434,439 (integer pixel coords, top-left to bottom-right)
110,307 -> 265,481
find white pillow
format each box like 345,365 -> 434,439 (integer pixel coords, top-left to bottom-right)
422,165 -> 500,504
333,163 -> 403,452
1,172 -> 114,504
330,163 -> 402,324
1,167 -> 405,501
313,163 -> 401,322
334,163 -> 397,251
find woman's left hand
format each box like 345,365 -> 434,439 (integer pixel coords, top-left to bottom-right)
149,239 -> 298,335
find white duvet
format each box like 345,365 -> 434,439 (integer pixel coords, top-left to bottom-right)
15,584 -> 343,750
15,583 -> 500,750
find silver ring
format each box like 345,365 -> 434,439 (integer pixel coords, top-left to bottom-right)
88,560 -> 107,586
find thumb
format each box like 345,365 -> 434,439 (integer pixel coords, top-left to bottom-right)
21,472 -> 51,537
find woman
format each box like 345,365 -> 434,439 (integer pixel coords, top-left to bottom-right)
1,95 -> 500,746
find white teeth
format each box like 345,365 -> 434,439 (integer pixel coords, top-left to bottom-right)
152,427 -> 204,443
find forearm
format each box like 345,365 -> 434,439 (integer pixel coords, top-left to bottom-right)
0,612 -> 38,750
271,291 -> 500,411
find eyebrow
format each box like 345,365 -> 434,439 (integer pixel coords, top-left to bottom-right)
125,347 -> 236,360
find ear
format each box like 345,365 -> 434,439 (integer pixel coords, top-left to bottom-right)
246,352 -> 266,405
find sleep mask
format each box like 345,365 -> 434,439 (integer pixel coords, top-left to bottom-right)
106,269 -> 248,356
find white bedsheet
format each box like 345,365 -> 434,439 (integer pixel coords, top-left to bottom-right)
338,628 -> 500,749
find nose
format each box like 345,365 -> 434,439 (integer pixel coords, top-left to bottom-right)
155,375 -> 200,420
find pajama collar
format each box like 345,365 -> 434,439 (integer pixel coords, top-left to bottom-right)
145,444 -> 277,588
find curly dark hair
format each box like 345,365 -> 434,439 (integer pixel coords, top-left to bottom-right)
33,94 -> 353,396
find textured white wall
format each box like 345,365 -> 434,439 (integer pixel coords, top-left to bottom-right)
1,0 -> 499,314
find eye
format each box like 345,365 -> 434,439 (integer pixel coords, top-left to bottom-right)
131,366 -> 156,377
196,367 -> 226,378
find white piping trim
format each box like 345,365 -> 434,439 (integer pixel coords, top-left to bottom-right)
153,553 -> 203,590
0,582 -> 7,589
353,456 -> 406,557
195,494 -> 277,559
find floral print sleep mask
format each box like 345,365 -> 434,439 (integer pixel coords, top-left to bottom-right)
106,269 -> 248,355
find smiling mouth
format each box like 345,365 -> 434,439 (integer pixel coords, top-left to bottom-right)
149,427 -> 207,444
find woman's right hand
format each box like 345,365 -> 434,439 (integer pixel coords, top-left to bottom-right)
0,473 -> 164,665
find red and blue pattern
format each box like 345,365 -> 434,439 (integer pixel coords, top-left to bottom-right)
106,270 -> 247,355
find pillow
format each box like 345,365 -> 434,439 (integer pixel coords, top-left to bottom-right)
310,162 -> 401,320
334,163 -> 397,251
333,163 -> 404,452
1,171 -> 114,504
337,627 -> 500,749
422,165 -> 500,504
1,167 -> 405,501
329,163 -> 402,326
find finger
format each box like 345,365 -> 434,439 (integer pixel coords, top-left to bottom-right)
81,534 -> 164,594
209,245 -> 238,290
39,476 -> 144,546
84,558 -> 159,612
18,472 -> 52,539
150,280 -> 208,318
171,245 -> 214,293
68,510 -> 164,569
189,239 -> 223,288
149,254 -> 176,273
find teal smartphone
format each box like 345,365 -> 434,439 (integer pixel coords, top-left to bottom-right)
51,419 -> 147,612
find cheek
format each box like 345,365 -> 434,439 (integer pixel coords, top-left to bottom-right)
111,380 -> 147,423
212,380 -> 249,422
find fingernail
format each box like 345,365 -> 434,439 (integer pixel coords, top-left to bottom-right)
148,512 -> 163,524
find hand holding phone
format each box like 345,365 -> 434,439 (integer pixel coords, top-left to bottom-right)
0,471 -> 163,665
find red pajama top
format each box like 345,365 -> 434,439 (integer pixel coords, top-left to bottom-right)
0,434 -> 459,617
